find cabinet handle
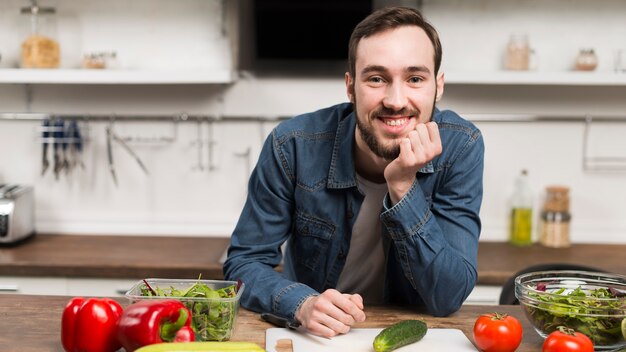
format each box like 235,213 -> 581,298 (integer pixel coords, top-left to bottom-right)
0,284 -> 19,292
116,289 -> 130,295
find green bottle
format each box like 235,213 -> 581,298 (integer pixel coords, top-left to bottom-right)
509,169 -> 533,246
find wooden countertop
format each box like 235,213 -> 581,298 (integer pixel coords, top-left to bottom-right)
1,234 -> 624,284
0,294 -> 543,352
0,234 -> 230,279
476,242 -> 626,285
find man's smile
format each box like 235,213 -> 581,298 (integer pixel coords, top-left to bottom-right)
376,115 -> 415,135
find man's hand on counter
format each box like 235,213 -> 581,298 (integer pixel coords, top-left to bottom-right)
295,289 -> 366,338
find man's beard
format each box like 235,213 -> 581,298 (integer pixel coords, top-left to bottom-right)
355,95 -> 437,161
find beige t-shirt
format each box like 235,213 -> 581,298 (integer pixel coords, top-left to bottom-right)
335,174 -> 387,304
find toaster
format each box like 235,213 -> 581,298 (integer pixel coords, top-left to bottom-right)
0,184 -> 36,245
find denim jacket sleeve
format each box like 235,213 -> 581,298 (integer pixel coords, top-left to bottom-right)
380,126 -> 484,316
223,129 -> 318,322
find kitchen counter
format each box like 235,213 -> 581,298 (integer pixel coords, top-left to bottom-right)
0,294 -> 543,351
476,241 -> 626,285
1,234 -> 624,284
0,234 -> 230,279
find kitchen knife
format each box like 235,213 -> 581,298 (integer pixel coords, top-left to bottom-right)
261,313 -> 301,330
68,120 -> 85,170
53,119 -> 65,179
106,125 -> 118,186
41,118 -> 50,176
61,119 -> 70,173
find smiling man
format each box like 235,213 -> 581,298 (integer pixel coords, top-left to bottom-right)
224,7 -> 484,338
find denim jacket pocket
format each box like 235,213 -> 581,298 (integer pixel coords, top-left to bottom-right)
293,210 -> 335,270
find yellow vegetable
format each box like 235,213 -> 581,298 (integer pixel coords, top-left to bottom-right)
134,341 -> 265,352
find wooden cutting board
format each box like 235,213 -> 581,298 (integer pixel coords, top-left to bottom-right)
266,327 -> 477,352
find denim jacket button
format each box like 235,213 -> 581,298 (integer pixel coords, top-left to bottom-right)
302,226 -> 309,234
338,250 -> 346,259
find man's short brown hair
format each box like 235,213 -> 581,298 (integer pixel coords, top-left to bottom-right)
348,7 -> 443,78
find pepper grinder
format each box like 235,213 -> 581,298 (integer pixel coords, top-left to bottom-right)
539,186 -> 571,248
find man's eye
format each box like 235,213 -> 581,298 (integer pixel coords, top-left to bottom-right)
408,76 -> 423,84
368,76 -> 385,84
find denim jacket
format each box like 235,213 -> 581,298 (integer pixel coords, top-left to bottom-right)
223,102 -> 484,323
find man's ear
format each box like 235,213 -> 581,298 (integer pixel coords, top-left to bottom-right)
345,72 -> 355,103
435,71 -> 445,102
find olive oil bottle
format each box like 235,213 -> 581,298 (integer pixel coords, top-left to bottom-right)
509,169 -> 533,246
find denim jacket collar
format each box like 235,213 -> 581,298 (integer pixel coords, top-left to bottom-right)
327,111 -> 358,189
327,110 -> 435,189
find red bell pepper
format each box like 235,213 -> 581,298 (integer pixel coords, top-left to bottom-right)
61,297 -> 123,352
116,299 -> 195,352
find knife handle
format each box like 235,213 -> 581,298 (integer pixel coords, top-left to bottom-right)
261,313 -> 301,330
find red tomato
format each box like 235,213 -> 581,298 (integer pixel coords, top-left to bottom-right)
473,312 -> 523,352
542,327 -> 594,352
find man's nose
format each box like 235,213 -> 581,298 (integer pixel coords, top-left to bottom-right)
382,82 -> 408,111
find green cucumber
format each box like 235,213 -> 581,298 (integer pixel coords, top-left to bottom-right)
373,319 -> 428,352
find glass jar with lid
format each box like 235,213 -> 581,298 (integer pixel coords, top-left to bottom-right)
505,34 -> 530,71
20,0 -> 60,68
574,49 -> 598,71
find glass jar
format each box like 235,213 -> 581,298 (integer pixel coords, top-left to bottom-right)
505,34 -> 530,71
20,0 -> 60,68
539,186 -> 571,248
575,49 -> 598,71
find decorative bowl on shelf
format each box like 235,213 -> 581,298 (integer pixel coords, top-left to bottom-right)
515,270 -> 626,350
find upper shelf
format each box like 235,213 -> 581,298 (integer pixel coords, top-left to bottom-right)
444,71 -> 626,86
0,68 -> 236,84
1,68 -> 625,86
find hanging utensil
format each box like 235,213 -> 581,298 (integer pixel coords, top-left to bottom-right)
106,125 -> 118,187
61,119 -> 70,174
111,133 -> 149,175
73,120 -> 85,169
53,118 -> 64,179
66,119 -> 84,170
41,118 -> 50,176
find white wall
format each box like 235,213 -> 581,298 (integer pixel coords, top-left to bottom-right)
1,0 -> 625,243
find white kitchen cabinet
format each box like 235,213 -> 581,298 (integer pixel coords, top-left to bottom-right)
0,69 -> 236,85
464,285 -> 503,306
66,278 -> 138,297
445,71 -> 626,86
0,276 -> 67,296
0,277 -> 138,297
0,0 -> 236,85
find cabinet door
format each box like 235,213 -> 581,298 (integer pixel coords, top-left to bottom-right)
0,276 -> 67,295
66,278 -> 138,297
464,285 -> 503,306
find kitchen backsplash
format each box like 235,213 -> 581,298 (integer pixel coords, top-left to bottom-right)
1,0 -> 625,243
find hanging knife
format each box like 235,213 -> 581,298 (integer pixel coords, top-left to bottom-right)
41,118 -> 50,176
61,119 -> 70,173
106,126 -> 118,187
53,119 -> 64,179
68,120 -> 85,170
75,120 -> 85,169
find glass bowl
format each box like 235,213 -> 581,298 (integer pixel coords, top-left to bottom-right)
125,278 -> 244,341
515,270 -> 626,350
